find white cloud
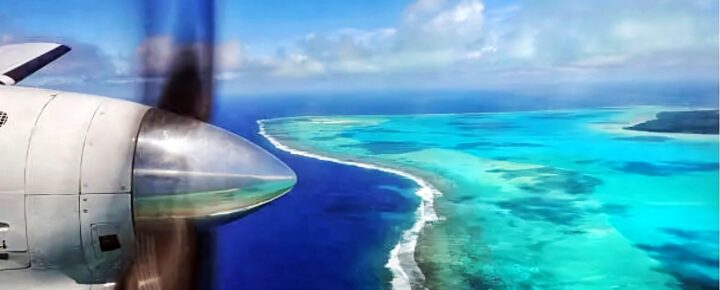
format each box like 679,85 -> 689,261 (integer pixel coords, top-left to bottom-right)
216,40 -> 246,71
219,0 -> 718,90
267,0 -> 492,76
405,0 -> 448,21
571,54 -> 629,68
136,35 -> 175,75
507,29 -> 537,59
136,36 -> 260,77
465,45 -> 496,60
270,53 -> 325,77
4,0 -> 716,94
427,0 -> 483,27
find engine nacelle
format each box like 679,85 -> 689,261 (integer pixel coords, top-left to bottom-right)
0,86 -> 296,285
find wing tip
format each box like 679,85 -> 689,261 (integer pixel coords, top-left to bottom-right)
0,42 -> 72,85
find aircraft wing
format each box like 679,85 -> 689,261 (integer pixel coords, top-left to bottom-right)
0,43 -> 70,85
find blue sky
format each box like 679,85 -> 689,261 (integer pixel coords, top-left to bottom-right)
1,0 -> 717,97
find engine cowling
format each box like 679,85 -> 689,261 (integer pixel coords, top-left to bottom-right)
0,86 -> 296,285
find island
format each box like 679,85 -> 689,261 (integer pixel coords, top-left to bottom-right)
625,110 -> 719,135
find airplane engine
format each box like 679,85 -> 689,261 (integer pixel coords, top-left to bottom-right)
0,86 -> 296,286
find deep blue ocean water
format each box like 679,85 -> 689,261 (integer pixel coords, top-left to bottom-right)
212,149 -> 417,290
203,87 -> 718,290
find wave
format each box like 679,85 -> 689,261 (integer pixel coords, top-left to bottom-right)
258,119 -> 442,290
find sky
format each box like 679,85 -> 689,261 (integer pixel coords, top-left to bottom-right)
1,0 -> 718,98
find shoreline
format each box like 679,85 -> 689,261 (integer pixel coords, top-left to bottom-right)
258,119 -> 442,290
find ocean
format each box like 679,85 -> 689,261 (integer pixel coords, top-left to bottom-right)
206,89 -> 718,290
257,107 -> 718,289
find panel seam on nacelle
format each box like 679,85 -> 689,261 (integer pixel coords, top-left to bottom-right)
22,195 -> 30,270
79,104 -> 101,194
23,93 -> 57,194
77,194 -> 94,280
21,93 -> 56,268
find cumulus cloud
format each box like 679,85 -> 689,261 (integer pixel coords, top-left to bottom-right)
218,0 -> 718,90
405,0 -> 447,21
136,35 -> 222,77
14,0 -> 711,93
136,35 -> 176,76
133,34 -> 329,83
488,0 -> 716,68
228,0 -> 489,78
270,53 -> 326,77
424,0 -> 484,33
216,39 -> 247,71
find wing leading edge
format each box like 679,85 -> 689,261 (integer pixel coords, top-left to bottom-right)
0,43 -> 70,86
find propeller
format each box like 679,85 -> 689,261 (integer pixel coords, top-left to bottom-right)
119,1 -> 217,289
140,0 -> 215,122
117,1 -> 296,288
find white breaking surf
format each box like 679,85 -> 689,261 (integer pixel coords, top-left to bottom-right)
258,119 -> 442,290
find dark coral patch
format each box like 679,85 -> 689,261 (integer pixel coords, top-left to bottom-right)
662,228 -> 718,242
449,120 -> 521,131
636,242 -> 719,289
574,159 -> 603,164
614,136 -> 673,142
637,243 -> 718,268
529,172 -> 601,195
354,128 -> 406,134
310,136 -> 338,141
336,132 -> 356,138
339,141 -> 432,154
528,111 -> 612,120
301,132 -> 355,141
455,141 -> 544,150
599,204 -> 629,217
488,167 -> 602,195
288,117 -> 314,122
634,228 -> 719,289
486,168 -> 541,181
496,197 -> 584,226
527,112 -> 576,119
496,200 -> 626,227
489,166 -> 606,226
613,161 -> 718,176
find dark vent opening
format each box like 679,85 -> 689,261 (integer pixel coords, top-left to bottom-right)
98,234 -> 121,252
0,111 -> 8,127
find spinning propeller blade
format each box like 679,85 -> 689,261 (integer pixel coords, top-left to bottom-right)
120,1 -> 217,289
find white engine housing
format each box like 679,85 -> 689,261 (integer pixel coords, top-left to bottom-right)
0,85 -> 149,285
0,84 -> 297,290
0,42 -> 297,290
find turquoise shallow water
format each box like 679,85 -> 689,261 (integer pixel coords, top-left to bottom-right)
261,107 -> 719,289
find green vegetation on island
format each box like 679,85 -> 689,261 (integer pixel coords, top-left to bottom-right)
626,110 -> 719,135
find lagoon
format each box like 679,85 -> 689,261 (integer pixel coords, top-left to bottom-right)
260,107 -> 719,289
